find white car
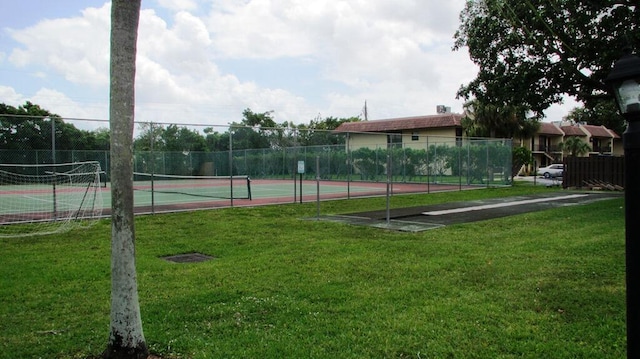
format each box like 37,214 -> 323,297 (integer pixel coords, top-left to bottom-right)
537,164 -> 564,178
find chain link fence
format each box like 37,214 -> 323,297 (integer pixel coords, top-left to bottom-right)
1,115 -> 512,215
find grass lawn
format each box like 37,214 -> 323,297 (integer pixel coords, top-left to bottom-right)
0,184 -> 626,358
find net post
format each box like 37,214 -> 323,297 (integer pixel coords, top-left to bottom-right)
347,132 -> 351,199
150,122 -> 156,214
316,155 -> 320,219
51,117 -> 57,219
386,153 -> 391,226
247,176 -> 252,200
229,127 -> 234,207
426,135 -> 430,194
52,177 -> 58,220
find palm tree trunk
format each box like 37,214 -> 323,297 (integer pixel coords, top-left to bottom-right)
104,1 -> 148,358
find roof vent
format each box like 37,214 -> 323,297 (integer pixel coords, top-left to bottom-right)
436,105 -> 451,114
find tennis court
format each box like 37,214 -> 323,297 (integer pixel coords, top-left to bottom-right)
119,177 -> 471,214
0,174 -> 473,224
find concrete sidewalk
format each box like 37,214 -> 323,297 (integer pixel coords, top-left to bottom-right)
314,191 -> 622,232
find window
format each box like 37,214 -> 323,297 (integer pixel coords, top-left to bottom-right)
539,135 -> 548,152
412,132 -> 419,141
387,133 -> 402,148
456,128 -> 463,147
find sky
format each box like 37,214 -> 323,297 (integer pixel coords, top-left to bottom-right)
0,0 -> 580,131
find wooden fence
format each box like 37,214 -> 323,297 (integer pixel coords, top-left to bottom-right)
563,156 -> 624,189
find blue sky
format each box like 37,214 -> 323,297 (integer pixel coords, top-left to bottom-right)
0,0 -> 577,130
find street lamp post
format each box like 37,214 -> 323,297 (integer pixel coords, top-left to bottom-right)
604,48 -> 640,359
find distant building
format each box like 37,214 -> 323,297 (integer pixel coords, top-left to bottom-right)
334,113 -> 465,150
515,121 -> 621,167
335,110 -> 621,165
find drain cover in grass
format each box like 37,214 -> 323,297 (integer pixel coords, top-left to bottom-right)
162,252 -> 214,263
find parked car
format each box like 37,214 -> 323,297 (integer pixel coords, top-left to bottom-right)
537,164 -> 564,178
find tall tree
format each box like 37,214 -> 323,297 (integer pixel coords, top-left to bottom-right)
564,100 -> 625,136
161,124 -> 207,152
133,122 -> 164,151
0,102 -> 60,150
454,1 -> 639,119
230,108 -> 278,149
560,136 -> 591,157
203,127 -> 229,152
92,127 -> 112,151
104,1 -> 148,358
462,99 -> 540,139
0,102 -> 104,152
296,116 -> 360,146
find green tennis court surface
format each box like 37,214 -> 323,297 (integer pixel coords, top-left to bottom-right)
1,178 -> 467,221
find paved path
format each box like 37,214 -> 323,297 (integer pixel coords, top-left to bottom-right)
317,191 -> 622,232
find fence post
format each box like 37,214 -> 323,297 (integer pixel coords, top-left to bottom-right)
229,128 -> 233,207
347,132 -> 351,199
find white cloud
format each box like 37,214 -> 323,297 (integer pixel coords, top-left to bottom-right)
138,9 -> 213,75
0,86 -> 109,130
157,0 -> 200,12
206,0 -> 473,118
8,4 -> 111,87
32,88 -> 107,120
208,0 -> 319,59
2,0 -> 577,130
545,97 -> 582,122
0,86 -> 25,106
5,1 -> 312,126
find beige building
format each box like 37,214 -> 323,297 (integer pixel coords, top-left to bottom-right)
334,113 -> 465,150
516,122 -> 621,167
336,113 -> 621,166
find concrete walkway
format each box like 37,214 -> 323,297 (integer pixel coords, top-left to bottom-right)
315,191 -> 622,232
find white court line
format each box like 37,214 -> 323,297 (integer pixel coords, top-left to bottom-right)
422,194 -> 589,216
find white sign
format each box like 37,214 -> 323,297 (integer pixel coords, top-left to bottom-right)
297,161 -> 305,174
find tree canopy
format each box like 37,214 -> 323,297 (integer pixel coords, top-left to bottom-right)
222,108 -> 359,150
0,102 -> 110,151
462,99 -> 540,139
560,135 -> 592,157
454,1 -> 639,119
2,102 -> 360,154
564,99 -> 625,135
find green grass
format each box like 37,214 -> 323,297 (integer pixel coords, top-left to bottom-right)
0,184 -> 626,358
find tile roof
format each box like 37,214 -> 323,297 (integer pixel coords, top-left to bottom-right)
560,125 -> 587,136
561,124 -> 620,138
538,122 -> 564,136
334,114 -> 463,133
581,124 -> 619,138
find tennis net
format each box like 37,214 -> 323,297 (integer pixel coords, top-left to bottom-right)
132,172 -> 252,200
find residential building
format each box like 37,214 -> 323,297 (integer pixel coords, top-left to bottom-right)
335,112 -> 621,168
517,122 -> 621,167
574,124 -> 621,156
334,113 -> 465,150
525,122 -> 564,166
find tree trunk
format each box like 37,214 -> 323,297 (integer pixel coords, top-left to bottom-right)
104,1 -> 148,358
